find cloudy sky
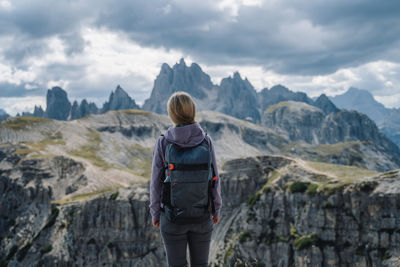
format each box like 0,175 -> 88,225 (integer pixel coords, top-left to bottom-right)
1,0 -> 400,115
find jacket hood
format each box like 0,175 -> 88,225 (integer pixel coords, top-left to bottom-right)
164,123 -> 206,147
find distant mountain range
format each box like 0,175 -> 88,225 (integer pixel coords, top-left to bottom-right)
143,58 -> 337,122
10,85 -> 139,121
329,87 -> 400,148
1,58 -> 399,150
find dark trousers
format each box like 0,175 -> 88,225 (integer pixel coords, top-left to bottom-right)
160,212 -> 213,267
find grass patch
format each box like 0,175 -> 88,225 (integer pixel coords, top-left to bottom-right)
247,170 -> 280,209
306,183 -> 319,196
238,231 -> 252,243
223,245 -> 234,264
112,109 -> 151,115
303,161 -> 379,195
109,191 -> 119,200
52,186 -> 120,205
266,101 -> 317,113
320,183 -> 349,195
289,181 -> 310,193
305,161 -> 378,181
290,224 -> 298,238
127,144 -> 153,178
313,141 -> 361,157
68,129 -> 113,170
278,236 -> 288,243
0,116 -> 52,130
293,233 -> 319,250
14,135 -> 65,157
247,186 -> 271,209
268,170 -> 281,184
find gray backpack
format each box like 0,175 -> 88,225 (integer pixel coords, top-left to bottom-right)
161,137 -> 216,224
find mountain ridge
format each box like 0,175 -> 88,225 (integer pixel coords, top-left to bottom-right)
329,87 -> 400,148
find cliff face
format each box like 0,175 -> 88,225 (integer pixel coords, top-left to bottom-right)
45,87 -> 71,121
0,145 -> 164,266
216,72 -> 260,122
212,156 -> 400,267
2,146 -> 400,266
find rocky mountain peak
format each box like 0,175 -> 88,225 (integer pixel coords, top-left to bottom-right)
269,84 -> 290,94
45,86 -> 71,120
101,85 -> 139,113
232,71 -> 242,80
329,87 -> 388,123
160,63 -> 172,74
178,57 -> 186,66
142,59 -> 214,113
313,93 -> 339,114
217,72 -> 260,122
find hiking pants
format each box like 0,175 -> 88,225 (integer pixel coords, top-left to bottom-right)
160,212 -> 213,267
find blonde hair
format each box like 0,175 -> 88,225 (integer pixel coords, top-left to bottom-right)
167,91 -> 196,125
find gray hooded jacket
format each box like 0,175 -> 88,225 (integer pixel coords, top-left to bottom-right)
149,123 -> 222,222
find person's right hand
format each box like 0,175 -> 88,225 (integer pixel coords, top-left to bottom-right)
212,216 -> 219,224
152,220 -> 160,228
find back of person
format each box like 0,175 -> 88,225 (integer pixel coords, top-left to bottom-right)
149,91 -> 222,267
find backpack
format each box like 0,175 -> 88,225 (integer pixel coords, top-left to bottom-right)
161,135 -> 217,224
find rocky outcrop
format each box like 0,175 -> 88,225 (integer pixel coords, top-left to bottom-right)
0,145 -> 163,266
262,101 -> 326,143
33,105 -> 45,117
142,59 -> 262,122
216,72 -> 260,122
262,100 -> 400,172
16,85 -> 141,121
212,156 -> 400,267
44,87 -> 71,121
313,94 -> 339,114
2,146 -> 400,266
258,85 -> 313,113
282,140 -> 400,173
70,99 -> 100,120
101,85 -> 139,113
142,58 -> 215,114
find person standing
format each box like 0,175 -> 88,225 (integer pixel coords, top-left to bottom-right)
149,91 -> 222,266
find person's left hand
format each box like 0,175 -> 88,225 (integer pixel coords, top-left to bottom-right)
212,216 -> 219,224
152,220 -> 160,228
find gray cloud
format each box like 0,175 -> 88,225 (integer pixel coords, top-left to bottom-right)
87,0 -> 400,75
0,82 -> 43,97
2,0 -> 400,75
1,0 -> 400,111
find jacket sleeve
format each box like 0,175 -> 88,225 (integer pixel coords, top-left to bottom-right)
149,136 -> 165,222
208,136 -> 222,217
